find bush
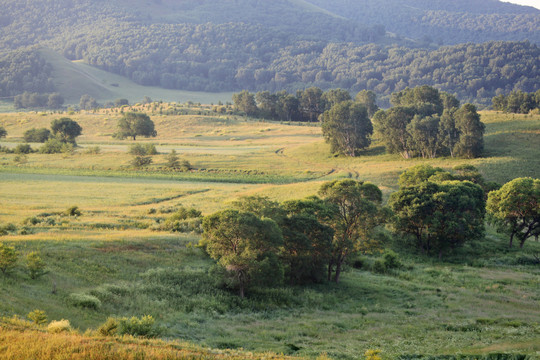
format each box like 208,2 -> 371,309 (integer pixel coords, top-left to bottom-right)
69,293 -> 101,310
27,309 -> 47,325
14,144 -> 33,154
0,242 -> 18,274
47,319 -> 71,334
65,206 -> 81,217
98,317 -> 119,336
382,250 -> 401,270
13,154 -> 28,164
26,251 -> 46,279
131,155 -> 152,168
84,146 -> 101,154
117,315 -> 162,338
23,128 -> 50,143
39,138 -> 64,154
372,259 -> 387,274
129,143 -> 157,156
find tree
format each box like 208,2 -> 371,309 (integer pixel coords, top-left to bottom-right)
281,198 -> 334,285
372,106 -> 415,158
0,242 -> 17,274
322,89 -> 351,111
487,177 -> 540,248
319,180 -> 386,283
438,108 -> 459,157
232,90 -> 257,116
165,150 -> 180,169
0,127 -> 6,139
47,93 -> 64,109
390,85 -> 443,116
50,118 -> 82,144
115,112 -> 156,140
79,94 -> 98,110
454,103 -> 485,158
298,87 -> 324,122
355,90 -> 379,118
202,210 -> 283,297
407,115 -> 441,158
389,173 -> 485,258
321,101 -> 373,156
26,251 -> 46,279
114,98 -> 129,107
23,128 -> 50,143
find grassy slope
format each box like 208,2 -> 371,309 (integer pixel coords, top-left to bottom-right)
0,109 -> 539,358
38,48 -> 234,105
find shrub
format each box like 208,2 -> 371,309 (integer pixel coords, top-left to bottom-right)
131,155 -> 152,168
382,249 -> 401,270
39,138 -> 64,154
0,242 -> 18,274
129,143 -> 157,155
69,293 -> 101,310
14,144 -> 33,154
47,319 -> 71,333
23,217 -> 41,226
117,315 -> 162,338
23,128 -> 50,143
98,317 -> 119,336
84,146 -> 101,154
144,143 -> 158,155
27,309 -> 47,325
372,258 -> 387,274
13,154 -> 28,164
65,206 -> 81,217
26,251 -> 46,279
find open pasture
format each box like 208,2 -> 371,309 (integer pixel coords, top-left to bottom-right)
0,108 -> 539,358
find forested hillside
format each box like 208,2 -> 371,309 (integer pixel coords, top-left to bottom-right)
0,0 -> 539,104
307,0 -> 540,45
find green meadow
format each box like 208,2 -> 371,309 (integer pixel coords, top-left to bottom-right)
0,107 -> 539,359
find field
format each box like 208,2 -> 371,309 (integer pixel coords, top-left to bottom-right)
0,107 -> 539,359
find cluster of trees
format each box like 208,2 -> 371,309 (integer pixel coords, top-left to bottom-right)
233,88 -> 376,122
201,179 -> 387,297
373,86 -> 485,158
0,48 -> 54,97
492,90 -> 540,114
201,165 -> 538,297
19,118 -> 82,154
14,92 -> 64,109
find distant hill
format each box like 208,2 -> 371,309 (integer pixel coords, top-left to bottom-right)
0,0 -> 539,105
306,0 -> 540,44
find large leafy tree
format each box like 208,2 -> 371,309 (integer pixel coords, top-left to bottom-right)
115,113 -> 156,140
50,118 -> 82,144
298,87 -> 324,122
319,179 -> 386,283
321,101 -> 373,156
373,106 -> 416,158
202,210 -> 283,298
487,177 -> 540,248
232,90 -> 257,116
355,90 -> 379,118
454,104 -> 485,158
389,167 -> 486,258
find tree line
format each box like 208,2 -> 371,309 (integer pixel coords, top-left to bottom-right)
492,90 -> 540,114
200,166 -> 539,297
233,85 -> 485,159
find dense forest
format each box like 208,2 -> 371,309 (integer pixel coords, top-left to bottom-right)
0,0 -> 539,104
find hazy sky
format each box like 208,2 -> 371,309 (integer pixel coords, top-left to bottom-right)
503,0 -> 540,9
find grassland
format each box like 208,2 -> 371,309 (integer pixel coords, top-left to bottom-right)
0,107 -> 539,359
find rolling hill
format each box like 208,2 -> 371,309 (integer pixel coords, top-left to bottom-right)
0,0 -> 539,106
